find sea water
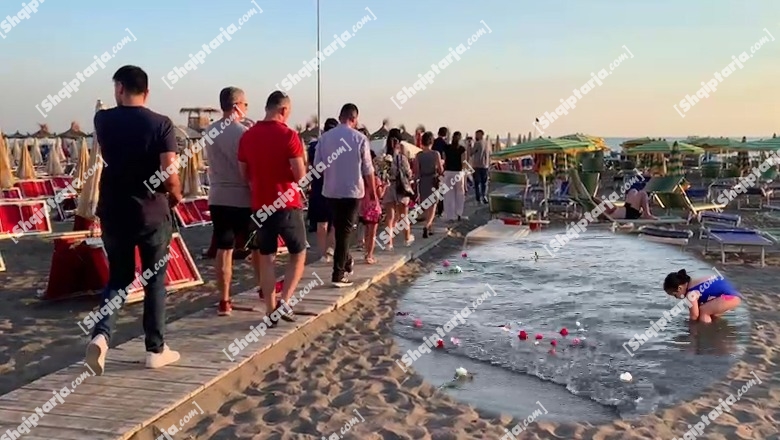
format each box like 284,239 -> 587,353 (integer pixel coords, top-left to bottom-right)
393,230 -> 749,421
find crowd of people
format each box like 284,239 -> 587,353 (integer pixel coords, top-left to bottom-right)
83,64 -> 489,374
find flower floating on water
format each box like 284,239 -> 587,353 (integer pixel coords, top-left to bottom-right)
436,339 -> 445,348
535,333 -> 543,340
559,328 -> 569,337
413,319 -> 422,328
455,367 -> 468,377
453,265 -> 462,273
548,349 -> 556,355
442,260 -> 451,267
461,252 -> 468,258
518,330 -> 528,340
576,321 -> 581,327
534,341 -> 539,345
450,337 -> 461,346
572,338 -> 581,345
620,372 -> 632,383
550,340 -> 557,347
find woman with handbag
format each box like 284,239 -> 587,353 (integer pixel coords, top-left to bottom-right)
382,129 -> 415,250
415,131 -> 444,238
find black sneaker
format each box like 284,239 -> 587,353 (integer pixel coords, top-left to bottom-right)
345,258 -> 354,275
332,276 -> 354,288
422,227 -> 429,239
275,302 -> 296,322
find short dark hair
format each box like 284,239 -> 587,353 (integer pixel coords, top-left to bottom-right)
112,65 -> 148,95
422,131 -> 434,146
266,90 -> 289,110
219,87 -> 244,112
475,129 -> 485,136
438,127 -> 448,137
324,118 -> 338,132
339,103 -> 359,120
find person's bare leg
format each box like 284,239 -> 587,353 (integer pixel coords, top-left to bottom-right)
634,191 -> 657,219
425,206 -> 436,229
698,297 -> 741,323
327,228 -> 335,250
279,251 -> 306,304
215,248 -> 233,303
316,222 -> 329,256
397,204 -> 411,241
364,223 -> 378,262
257,253 -> 276,314
384,204 -> 396,248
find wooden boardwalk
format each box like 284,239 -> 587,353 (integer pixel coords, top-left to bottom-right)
0,224 -> 449,439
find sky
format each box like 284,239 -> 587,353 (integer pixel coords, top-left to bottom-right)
1,0 -> 779,138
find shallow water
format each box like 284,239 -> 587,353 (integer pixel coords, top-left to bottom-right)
393,229 -> 750,420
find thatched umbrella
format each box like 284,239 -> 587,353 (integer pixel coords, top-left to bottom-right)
0,131 -> 14,188
16,139 -> 35,179
46,141 -> 65,176
74,102 -> 107,230
30,138 -> 43,165
370,119 -> 390,140
57,122 -> 88,139
30,123 -> 54,139
397,125 -> 415,143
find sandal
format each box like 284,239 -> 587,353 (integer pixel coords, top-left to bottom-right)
364,254 -> 376,264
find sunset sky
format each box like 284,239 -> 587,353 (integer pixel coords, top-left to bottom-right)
1,0 -> 778,138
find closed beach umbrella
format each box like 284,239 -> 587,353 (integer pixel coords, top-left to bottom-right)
54,137 -> 67,163
11,139 -> 21,165
736,136 -> 750,175
516,133 -> 523,145
667,141 -> 683,176
554,153 -> 567,178
75,102 -> 106,224
182,140 -> 204,198
74,137 -> 90,180
16,139 -> 35,179
30,139 -> 43,165
46,143 -> 65,176
0,133 -> 14,188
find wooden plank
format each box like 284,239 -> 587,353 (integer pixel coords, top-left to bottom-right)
0,426 -> 117,440
0,408 -> 136,434
97,362 -> 221,385
0,395 -> 161,422
0,387 -> 174,410
27,375 -> 197,395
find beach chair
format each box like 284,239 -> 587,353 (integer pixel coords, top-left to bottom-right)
172,196 -> 212,227
540,181 -> 576,218
697,211 -> 741,239
580,172 -> 600,197
0,188 -> 22,199
14,179 -> 56,199
0,200 -> 53,239
654,192 -> 726,220
703,227 -> 773,267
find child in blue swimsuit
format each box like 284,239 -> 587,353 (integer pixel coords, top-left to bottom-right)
663,269 -> 742,323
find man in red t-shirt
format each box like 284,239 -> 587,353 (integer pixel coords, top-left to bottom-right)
238,91 -> 307,325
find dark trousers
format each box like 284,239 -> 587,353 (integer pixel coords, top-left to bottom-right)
92,218 -> 173,353
327,197 -> 360,280
474,167 -> 489,201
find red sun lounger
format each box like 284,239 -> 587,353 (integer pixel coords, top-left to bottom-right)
0,200 -> 52,239
704,227 -> 773,267
0,188 -> 22,200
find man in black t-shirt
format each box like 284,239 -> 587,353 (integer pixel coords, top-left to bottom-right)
85,65 -> 182,375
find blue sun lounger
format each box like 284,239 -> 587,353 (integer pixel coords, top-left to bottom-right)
703,227 -> 773,267
697,212 -> 741,239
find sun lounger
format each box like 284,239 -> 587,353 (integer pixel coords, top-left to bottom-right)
540,181 -> 576,217
0,200 -> 53,239
703,227 -> 773,267
761,228 -> 780,243
488,184 -> 529,217
654,191 -> 725,219
0,188 -> 21,199
173,196 -> 212,227
697,212 -> 741,238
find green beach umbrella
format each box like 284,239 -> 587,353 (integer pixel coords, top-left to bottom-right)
554,153 -> 567,178
736,136 -> 750,174
668,141 -> 683,176
625,140 -> 703,155
620,137 -> 654,151
690,137 -> 745,151
559,133 -> 608,151
493,137 -> 592,160
745,137 -> 780,152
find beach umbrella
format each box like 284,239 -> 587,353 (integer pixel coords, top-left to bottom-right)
736,136 -> 750,175
516,133 -> 523,145
650,153 -> 666,176
30,139 -> 43,165
56,137 -> 67,162
493,137 -> 593,160
559,133 -> 609,152
74,138 -> 90,180
181,141 -> 204,198
667,141 -> 683,176
554,153 -> 567,178
689,137 -> 744,151
494,134 -> 501,151
75,102 -> 106,227
46,142 -> 65,176
625,140 -> 703,155
16,139 -> 35,179
745,137 -> 780,152
0,132 -> 14,189
11,139 -> 21,165
620,137 -> 654,150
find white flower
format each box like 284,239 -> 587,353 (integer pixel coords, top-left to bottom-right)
455,367 -> 468,377
620,372 -> 632,382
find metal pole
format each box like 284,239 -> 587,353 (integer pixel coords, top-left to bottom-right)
316,0 -> 322,138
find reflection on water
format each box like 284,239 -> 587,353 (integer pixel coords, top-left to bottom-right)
393,229 -> 750,419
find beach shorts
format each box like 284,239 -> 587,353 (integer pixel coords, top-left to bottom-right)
209,205 -> 252,250
249,209 -> 307,255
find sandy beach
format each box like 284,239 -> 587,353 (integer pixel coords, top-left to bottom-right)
2,207 -> 780,439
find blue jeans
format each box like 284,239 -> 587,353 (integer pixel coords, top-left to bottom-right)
474,168 -> 489,201
92,218 -> 173,353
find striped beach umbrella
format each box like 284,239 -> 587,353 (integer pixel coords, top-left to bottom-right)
650,154 -> 666,176
736,136 -> 750,175
554,153 -> 568,178
667,141 -> 683,176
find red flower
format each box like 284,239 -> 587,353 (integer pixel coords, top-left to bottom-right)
518,331 -> 528,340
560,328 -> 569,337
535,333 -> 543,340
550,340 -> 557,347
436,339 -> 444,348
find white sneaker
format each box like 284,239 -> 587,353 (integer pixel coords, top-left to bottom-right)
405,236 -> 415,247
318,255 -> 332,264
85,334 -> 108,376
146,344 -> 180,369
326,247 -> 334,256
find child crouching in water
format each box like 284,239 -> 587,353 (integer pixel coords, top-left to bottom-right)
359,176 -> 385,264
663,269 -> 742,323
